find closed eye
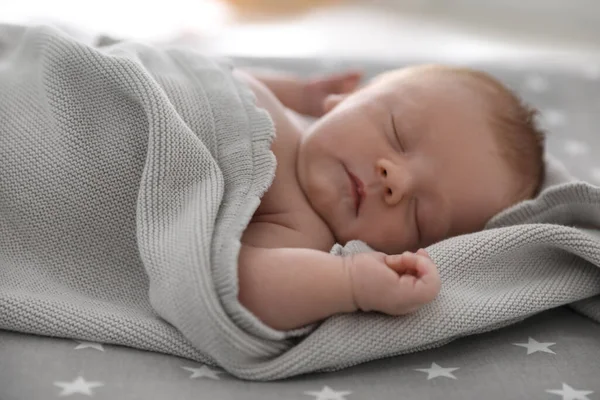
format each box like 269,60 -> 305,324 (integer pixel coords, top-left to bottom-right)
414,197 -> 421,245
391,114 -> 404,151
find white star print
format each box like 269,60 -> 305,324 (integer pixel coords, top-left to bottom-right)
546,383 -> 594,400
524,74 -> 549,93
181,365 -> 223,380
54,376 -> 104,396
542,109 -> 567,128
74,340 -> 105,352
304,385 -> 352,400
414,362 -> 459,380
564,140 -> 590,156
512,337 -> 556,355
590,167 -> 600,184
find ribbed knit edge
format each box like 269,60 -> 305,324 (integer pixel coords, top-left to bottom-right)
213,63 -> 319,340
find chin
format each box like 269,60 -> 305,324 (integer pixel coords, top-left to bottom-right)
332,225 -> 360,247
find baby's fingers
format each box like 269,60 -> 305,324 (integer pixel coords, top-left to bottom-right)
337,70 -> 363,92
317,70 -> 363,94
399,254 -> 441,303
416,248 -> 431,259
385,252 -> 418,275
386,252 -> 436,278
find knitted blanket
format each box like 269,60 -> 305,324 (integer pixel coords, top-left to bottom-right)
1,24 -> 600,381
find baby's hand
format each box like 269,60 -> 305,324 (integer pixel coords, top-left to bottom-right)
302,70 -> 362,117
345,249 -> 441,315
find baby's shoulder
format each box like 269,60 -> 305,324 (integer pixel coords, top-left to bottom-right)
234,69 -> 336,251
242,209 -> 335,252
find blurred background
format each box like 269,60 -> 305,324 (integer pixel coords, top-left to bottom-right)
3,0 -> 600,69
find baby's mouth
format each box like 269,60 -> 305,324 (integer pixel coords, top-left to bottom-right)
346,168 -> 364,216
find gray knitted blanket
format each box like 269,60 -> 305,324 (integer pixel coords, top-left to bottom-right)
1,24 -> 600,381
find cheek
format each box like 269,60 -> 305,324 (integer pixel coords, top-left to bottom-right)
303,122 -> 339,160
317,107 -> 371,146
358,214 -> 409,253
316,122 -> 350,151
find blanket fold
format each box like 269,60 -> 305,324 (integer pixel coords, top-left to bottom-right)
1,24 -> 600,381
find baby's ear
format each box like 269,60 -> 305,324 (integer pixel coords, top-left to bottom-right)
322,93 -> 349,114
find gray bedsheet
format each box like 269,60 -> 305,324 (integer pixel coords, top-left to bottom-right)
2,56 -> 600,399
1,307 -> 598,400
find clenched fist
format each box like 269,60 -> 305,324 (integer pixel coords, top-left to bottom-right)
344,249 -> 441,315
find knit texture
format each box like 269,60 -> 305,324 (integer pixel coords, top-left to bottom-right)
1,24 -> 600,381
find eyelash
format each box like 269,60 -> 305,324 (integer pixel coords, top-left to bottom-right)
390,116 -> 405,151
414,197 -> 421,243
390,117 -> 419,242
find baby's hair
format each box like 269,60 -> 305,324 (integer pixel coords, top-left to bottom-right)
434,66 -> 546,202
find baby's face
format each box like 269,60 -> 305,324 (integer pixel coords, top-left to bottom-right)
296,67 -> 518,254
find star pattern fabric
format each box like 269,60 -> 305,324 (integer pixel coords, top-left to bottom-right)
53,376 -> 104,396
43,333 -> 596,400
542,109 -> 567,128
564,140 -> 590,156
304,386 -> 352,400
591,167 -> 600,184
512,337 -> 556,355
524,74 -> 549,93
546,383 -> 594,400
181,365 -> 223,380
414,362 -> 459,380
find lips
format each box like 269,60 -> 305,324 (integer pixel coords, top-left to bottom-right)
346,168 -> 364,216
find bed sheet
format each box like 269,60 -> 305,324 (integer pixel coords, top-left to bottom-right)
1,307 -> 599,399
1,57 -> 600,399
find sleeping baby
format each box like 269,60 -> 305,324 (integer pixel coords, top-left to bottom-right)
234,64 -> 545,331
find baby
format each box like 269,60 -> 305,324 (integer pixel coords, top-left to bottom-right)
234,64 -> 545,331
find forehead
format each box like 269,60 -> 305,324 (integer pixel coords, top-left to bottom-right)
373,67 -> 482,103
373,68 -> 492,140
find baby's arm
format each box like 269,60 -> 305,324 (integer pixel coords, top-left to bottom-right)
240,68 -> 307,115
241,68 -> 362,117
238,245 -> 441,331
238,245 -> 357,331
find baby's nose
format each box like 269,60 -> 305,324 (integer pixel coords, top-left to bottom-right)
376,159 -> 412,206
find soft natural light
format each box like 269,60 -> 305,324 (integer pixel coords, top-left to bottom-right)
3,0 -> 231,40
